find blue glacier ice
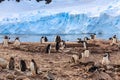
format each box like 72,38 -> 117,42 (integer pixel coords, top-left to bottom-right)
0,0 -> 120,35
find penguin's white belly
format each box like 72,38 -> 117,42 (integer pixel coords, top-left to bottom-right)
30,62 -> 35,75
41,38 -> 45,43
112,38 -> 117,44
83,42 -> 86,49
84,50 -> 90,57
102,57 -> 110,65
3,39 -> 8,47
14,40 -> 20,47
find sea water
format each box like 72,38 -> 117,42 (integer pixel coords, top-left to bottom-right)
0,33 -> 119,43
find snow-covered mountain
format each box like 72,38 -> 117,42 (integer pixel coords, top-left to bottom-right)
0,0 -> 120,34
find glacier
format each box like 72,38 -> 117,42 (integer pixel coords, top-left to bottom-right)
0,0 -> 120,36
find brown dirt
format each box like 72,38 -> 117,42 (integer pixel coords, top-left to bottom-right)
0,39 -> 120,80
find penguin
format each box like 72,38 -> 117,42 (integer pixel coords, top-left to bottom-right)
90,33 -> 96,40
8,57 -> 15,70
77,38 -> 81,43
71,54 -> 79,63
84,37 -> 89,41
20,60 -> 27,72
102,53 -> 110,65
111,35 -> 117,45
55,42 -> 60,52
60,40 -> 66,50
55,35 -> 61,43
13,37 -> 20,48
83,41 -> 87,49
44,36 -> 48,42
84,48 -> 90,57
46,44 -> 51,54
3,36 -> 9,47
30,59 -> 38,76
41,36 -> 45,44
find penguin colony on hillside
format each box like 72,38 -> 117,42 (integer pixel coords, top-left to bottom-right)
1,34 -> 119,78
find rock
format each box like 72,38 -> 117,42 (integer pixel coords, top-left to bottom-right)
6,74 -> 15,80
0,58 -> 8,69
15,76 -> 30,80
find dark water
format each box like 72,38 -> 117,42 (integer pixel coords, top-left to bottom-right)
0,33 -> 119,42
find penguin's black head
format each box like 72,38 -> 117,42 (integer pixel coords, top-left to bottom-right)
4,36 -> 8,39
16,37 -> 19,40
113,35 -> 116,38
31,59 -> 35,62
10,57 -> 14,60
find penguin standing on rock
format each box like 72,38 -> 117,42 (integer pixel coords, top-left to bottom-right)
102,53 -> 110,65
8,57 -> 15,70
3,36 -> 9,48
30,59 -> 38,76
20,60 -> 27,72
46,44 -> 51,54
13,37 -> 20,48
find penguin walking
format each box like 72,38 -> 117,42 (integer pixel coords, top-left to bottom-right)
8,57 -> 15,70
20,60 -> 27,72
102,53 -> 110,65
30,59 -> 38,76
46,44 -> 51,54
13,37 -> 20,48
3,36 -> 9,47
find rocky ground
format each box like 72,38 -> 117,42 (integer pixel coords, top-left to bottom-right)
0,39 -> 120,80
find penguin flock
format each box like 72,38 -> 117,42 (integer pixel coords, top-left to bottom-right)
1,34 -> 119,79
8,57 -> 38,76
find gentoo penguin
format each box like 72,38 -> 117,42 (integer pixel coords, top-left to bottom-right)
46,44 -> 51,54
44,36 -> 48,42
83,41 -> 87,49
3,36 -> 9,47
55,35 -> 61,43
102,53 -> 110,65
60,40 -> 66,50
84,48 -> 90,57
56,42 -> 60,52
30,59 -> 38,76
77,38 -> 81,43
41,36 -> 45,44
8,57 -> 15,70
71,54 -> 82,63
90,33 -> 96,40
13,37 -> 20,48
111,35 -> 117,45
20,60 -> 27,72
